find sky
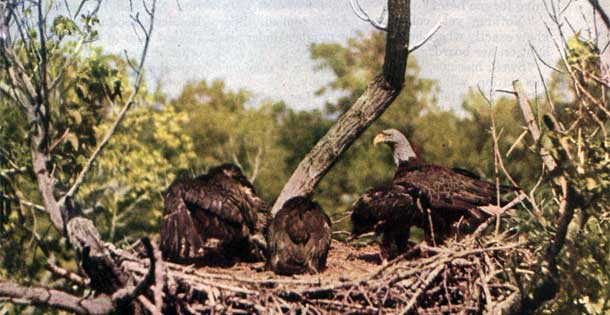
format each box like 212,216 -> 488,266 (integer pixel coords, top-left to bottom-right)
95,0 -> 608,111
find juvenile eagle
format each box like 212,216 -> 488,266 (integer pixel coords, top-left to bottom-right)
350,184 -> 423,261
266,196 -> 332,275
160,164 -> 270,264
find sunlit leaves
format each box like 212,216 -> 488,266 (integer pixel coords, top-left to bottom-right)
52,16 -> 79,40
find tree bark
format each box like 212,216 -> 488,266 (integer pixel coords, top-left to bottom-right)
0,281 -> 114,315
271,0 -> 412,215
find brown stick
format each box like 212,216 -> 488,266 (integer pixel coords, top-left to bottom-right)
587,0 -> 610,31
271,0 -> 411,214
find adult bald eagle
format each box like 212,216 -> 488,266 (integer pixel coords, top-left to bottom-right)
160,164 -> 270,264
266,196 -> 332,275
350,129 -> 519,261
371,129 -> 519,244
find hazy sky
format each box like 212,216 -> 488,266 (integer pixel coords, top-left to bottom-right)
96,0 -> 607,111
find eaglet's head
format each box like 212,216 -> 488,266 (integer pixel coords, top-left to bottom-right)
373,129 -> 417,165
209,163 -> 253,187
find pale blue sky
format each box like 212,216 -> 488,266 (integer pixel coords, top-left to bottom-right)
96,0 -> 607,111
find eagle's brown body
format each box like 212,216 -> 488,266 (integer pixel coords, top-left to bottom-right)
266,196 -> 332,275
160,164 -> 270,264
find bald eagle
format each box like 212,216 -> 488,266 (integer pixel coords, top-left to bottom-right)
160,164 -> 270,264
350,129 -> 519,260
266,196 -> 332,275
371,129 -> 519,244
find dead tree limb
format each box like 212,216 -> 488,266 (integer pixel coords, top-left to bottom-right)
0,239 -> 155,315
587,0 -> 610,31
271,0 -> 411,214
0,2 -> 158,314
512,80 -> 558,171
0,281 -> 114,315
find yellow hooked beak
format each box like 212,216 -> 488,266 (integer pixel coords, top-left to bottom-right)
373,133 -> 387,146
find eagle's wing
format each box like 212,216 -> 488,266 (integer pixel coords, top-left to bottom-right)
182,176 -> 248,228
395,165 -> 500,212
161,182 -> 207,260
304,208 -> 332,271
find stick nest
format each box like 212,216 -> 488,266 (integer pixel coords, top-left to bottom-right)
118,231 -> 532,315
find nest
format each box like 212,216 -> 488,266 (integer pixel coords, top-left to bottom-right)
117,230 -> 531,315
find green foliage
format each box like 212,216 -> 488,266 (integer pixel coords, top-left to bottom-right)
79,104 -> 197,242
514,36 -> 609,315
0,46 -> 129,277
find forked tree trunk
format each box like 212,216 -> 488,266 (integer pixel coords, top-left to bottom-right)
271,0 -> 412,215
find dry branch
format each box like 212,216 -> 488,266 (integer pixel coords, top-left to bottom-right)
512,80 -> 558,171
587,0 -> 610,31
0,281 -> 114,315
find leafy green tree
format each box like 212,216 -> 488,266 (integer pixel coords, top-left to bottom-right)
79,104 -> 197,242
169,80 -> 293,200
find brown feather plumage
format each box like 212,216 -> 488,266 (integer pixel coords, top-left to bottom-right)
160,164 -> 270,265
266,196 -> 331,275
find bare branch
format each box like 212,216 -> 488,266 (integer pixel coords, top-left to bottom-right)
587,0 -> 610,31
47,254 -> 89,287
0,281 -> 114,315
529,42 -> 563,73
111,238 -> 156,305
408,21 -> 442,53
37,0 -> 50,112
349,0 -> 388,31
512,80 -> 558,171
0,238 -> 155,315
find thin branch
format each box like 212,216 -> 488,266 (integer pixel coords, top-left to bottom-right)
587,0 -> 610,31
47,254 -> 89,287
37,0 -> 50,115
65,0 -> 157,199
400,264 -> 444,314
48,37 -> 86,91
112,237 -> 156,306
529,42 -> 563,73
349,0 -> 388,31
408,21 -> 442,53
